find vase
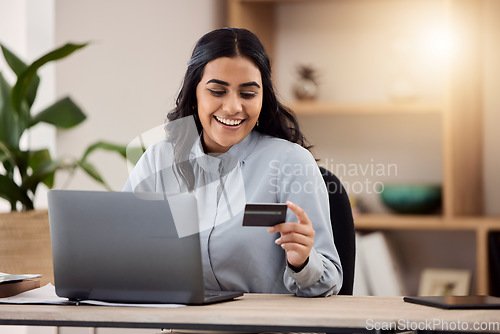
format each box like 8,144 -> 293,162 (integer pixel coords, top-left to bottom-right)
0,210 -> 53,285
293,77 -> 318,100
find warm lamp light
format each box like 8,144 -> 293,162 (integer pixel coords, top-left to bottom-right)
421,26 -> 456,64
425,31 -> 455,61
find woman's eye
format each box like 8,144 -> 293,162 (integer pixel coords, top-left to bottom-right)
209,89 -> 225,96
241,92 -> 256,99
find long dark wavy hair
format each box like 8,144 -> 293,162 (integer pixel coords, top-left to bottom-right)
166,27 -> 311,191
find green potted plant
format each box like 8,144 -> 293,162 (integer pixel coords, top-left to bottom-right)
0,42 -> 126,284
0,42 -> 127,212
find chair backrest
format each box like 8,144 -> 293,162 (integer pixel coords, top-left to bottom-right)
319,166 -> 355,295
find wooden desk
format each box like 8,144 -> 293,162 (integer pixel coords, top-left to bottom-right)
1,294 -> 500,333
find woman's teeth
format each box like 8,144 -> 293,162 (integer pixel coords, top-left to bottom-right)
215,116 -> 243,126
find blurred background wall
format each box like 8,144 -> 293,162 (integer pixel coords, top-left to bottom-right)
274,0 -> 444,213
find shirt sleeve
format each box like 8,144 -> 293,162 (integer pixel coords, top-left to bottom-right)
276,145 -> 343,297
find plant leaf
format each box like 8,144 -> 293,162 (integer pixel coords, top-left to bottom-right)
0,142 -> 16,166
11,42 -> 88,111
28,149 -> 56,189
1,44 -> 28,75
22,158 -> 64,193
81,141 -> 127,162
126,145 -> 147,166
30,97 -> 86,129
12,149 -> 29,180
0,174 -> 34,211
77,142 -> 126,191
0,142 -> 16,180
0,73 -> 23,148
0,43 -> 40,107
77,160 -> 111,190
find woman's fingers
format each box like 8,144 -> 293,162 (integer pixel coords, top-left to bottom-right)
268,222 -> 312,237
275,231 -> 312,248
267,201 -> 316,270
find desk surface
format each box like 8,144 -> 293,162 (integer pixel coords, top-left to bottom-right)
1,294 -> 500,333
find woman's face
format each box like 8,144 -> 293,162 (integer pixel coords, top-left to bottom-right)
196,56 -> 263,153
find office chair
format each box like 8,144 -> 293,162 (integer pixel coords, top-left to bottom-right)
319,166 -> 356,295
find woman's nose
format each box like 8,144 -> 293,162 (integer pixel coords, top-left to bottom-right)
222,93 -> 243,114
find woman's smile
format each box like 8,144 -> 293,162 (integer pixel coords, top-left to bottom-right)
214,115 -> 245,127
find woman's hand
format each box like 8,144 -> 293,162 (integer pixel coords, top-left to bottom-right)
268,201 -> 315,271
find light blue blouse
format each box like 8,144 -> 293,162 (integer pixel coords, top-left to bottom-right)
123,129 -> 342,297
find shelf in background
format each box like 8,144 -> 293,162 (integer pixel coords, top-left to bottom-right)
287,101 -> 444,116
240,0 -> 329,3
354,214 -> 500,231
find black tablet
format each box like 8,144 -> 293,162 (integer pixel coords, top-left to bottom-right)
403,295 -> 500,309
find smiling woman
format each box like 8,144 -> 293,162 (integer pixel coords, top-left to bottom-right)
196,56 -> 263,153
123,27 -> 343,297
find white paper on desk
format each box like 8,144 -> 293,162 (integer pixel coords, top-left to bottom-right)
0,283 -> 185,308
81,300 -> 185,308
0,283 -> 70,304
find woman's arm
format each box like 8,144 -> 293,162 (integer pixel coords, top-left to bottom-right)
273,145 -> 343,297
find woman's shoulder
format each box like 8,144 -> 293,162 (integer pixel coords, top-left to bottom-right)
254,132 -> 315,163
139,139 -> 175,161
256,132 -> 304,150
148,138 -> 173,150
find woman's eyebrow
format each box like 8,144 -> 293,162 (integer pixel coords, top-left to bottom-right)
240,81 -> 261,89
206,79 -> 229,86
206,79 -> 261,89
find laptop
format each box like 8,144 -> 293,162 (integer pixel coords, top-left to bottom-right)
47,189 -> 243,305
403,295 -> 500,309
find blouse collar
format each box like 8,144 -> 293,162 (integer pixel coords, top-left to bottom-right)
190,130 -> 260,175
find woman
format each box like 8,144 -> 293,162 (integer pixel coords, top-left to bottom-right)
124,27 -> 342,297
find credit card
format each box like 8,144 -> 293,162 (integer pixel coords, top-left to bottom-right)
242,203 -> 287,227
